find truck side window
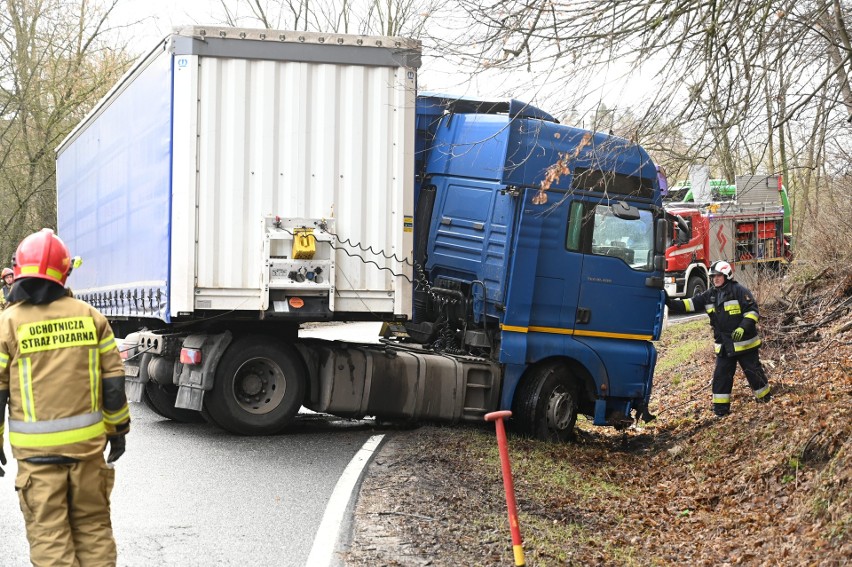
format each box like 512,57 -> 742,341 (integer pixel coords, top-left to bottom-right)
590,205 -> 654,271
572,167 -> 655,199
565,201 -> 585,252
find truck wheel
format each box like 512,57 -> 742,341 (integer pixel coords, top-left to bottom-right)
143,382 -> 207,423
686,275 -> 707,297
204,337 -> 305,435
512,363 -> 578,442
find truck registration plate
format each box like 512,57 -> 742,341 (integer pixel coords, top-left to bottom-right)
124,365 -> 140,377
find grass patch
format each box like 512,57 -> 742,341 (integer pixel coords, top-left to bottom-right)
661,318 -> 706,340
655,320 -> 709,374
474,438 -> 631,503
520,513 -> 594,565
516,455 -> 626,501
519,512 -> 658,567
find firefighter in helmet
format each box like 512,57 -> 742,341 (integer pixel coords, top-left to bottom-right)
666,260 -> 771,416
0,228 -> 130,566
1,267 -> 14,306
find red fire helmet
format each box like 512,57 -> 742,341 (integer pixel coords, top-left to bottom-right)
13,228 -> 72,285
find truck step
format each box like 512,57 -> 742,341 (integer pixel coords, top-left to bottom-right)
461,368 -> 499,422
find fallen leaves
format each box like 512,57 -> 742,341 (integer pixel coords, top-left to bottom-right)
344,268 -> 852,567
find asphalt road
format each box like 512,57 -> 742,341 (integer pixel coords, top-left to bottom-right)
667,310 -> 706,325
0,403 -> 378,567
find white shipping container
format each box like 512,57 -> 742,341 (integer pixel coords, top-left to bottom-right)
57,27 -> 420,322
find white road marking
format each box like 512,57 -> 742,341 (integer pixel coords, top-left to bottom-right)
306,434 -> 385,567
671,313 -> 706,324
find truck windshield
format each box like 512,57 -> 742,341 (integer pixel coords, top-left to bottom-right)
590,205 -> 654,270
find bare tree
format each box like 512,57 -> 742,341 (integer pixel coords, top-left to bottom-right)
427,1 -> 850,249
433,4 -> 849,133
216,0 -> 435,37
0,0 -> 133,263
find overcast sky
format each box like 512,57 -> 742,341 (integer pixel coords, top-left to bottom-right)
109,0 -> 221,45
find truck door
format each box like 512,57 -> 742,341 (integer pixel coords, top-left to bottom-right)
503,195 -> 661,349
575,200 -> 660,339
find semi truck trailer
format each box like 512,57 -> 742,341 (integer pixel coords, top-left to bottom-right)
56,26 -> 668,440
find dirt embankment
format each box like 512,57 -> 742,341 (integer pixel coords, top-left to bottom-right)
343,270 -> 852,566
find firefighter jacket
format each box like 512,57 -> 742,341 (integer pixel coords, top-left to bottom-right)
0,295 -> 130,461
668,280 -> 761,357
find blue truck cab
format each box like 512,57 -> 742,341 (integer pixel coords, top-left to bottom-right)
408,94 -> 666,438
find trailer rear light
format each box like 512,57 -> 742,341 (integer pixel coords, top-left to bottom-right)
180,348 -> 202,365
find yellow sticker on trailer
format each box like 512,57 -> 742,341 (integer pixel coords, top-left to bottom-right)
404,216 -> 414,233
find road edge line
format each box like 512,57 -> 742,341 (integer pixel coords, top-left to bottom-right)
305,433 -> 385,567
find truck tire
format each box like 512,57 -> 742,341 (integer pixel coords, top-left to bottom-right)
204,336 -> 305,435
143,382 -> 207,423
512,362 -> 578,442
686,275 -> 707,297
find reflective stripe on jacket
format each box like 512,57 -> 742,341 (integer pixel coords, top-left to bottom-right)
0,295 -> 129,460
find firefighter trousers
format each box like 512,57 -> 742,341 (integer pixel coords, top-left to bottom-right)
15,456 -> 117,567
712,348 -> 770,415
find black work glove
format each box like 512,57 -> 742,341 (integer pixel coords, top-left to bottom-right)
106,435 -> 126,463
0,446 -> 6,477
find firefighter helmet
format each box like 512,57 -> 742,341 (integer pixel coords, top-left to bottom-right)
1,267 -> 12,279
709,260 -> 734,281
13,229 -> 72,285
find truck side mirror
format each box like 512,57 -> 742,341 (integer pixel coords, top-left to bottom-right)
674,215 -> 691,245
655,218 -> 667,254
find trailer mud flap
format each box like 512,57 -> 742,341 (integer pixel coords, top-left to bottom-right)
124,362 -> 144,403
122,332 -> 145,403
175,331 -> 233,410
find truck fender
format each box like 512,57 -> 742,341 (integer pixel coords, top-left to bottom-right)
685,263 -> 707,281
174,331 -> 233,411
684,264 -> 709,297
500,340 -> 607,411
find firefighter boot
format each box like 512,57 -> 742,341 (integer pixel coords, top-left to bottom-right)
713,403 -> 730,418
